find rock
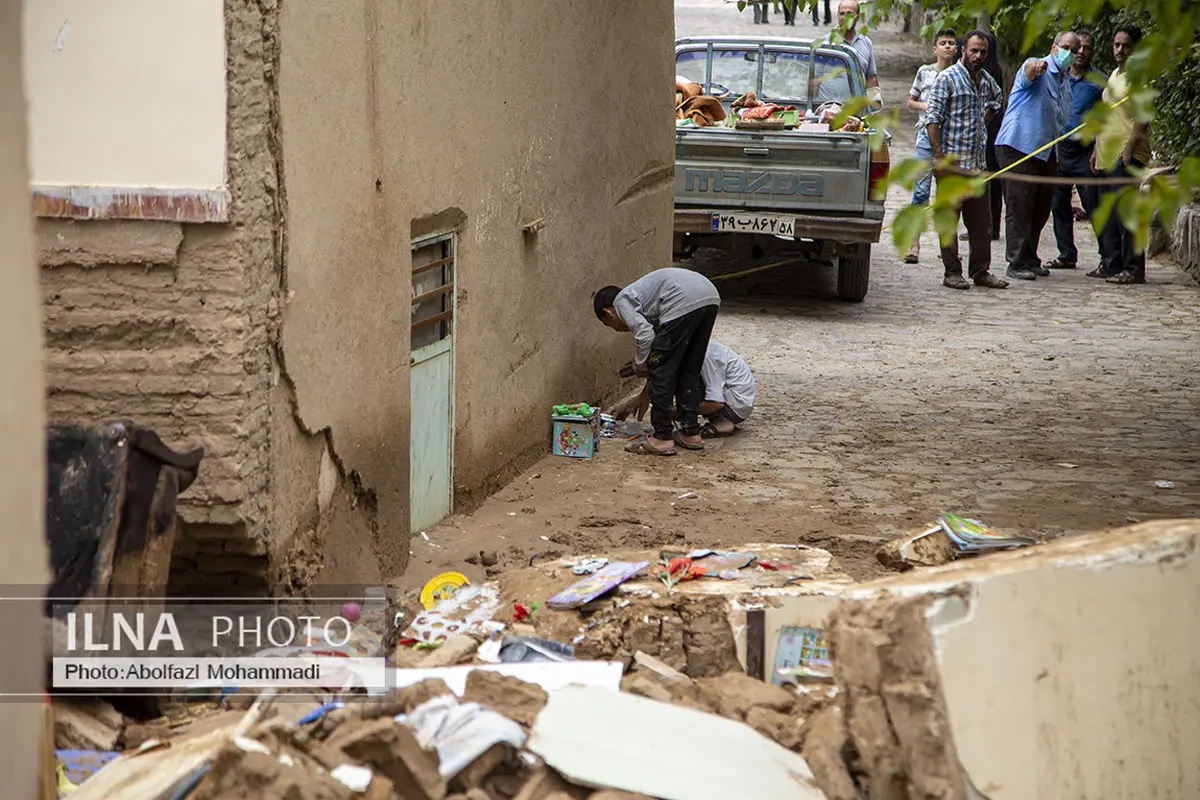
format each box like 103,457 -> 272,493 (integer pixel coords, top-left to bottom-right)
794,685 -> 838,718
397,677 -> 456,713
876,527 -> 957,570
745,706 -> 804,751
450,743 -> 512,791
462,671 -> 548,728
53,699 -> 123,751
512,766 -> 587,800
333,718 -> 447,800
695,671 -> 796,720
631,650 -> 688,683
800,705 -> 859,800
122,721 -> 170,750
395,634 -> 482,668
620,672 -> 673,703
192,745 -> 353,800
481,551 -> 499,567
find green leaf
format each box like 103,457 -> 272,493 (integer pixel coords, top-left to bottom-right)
1022,6 -> 1054,53
932,203 -> 961,247
1127,33 -> 1169,85
737,0 -> 747,11
886,157 -> 934,192
1092,190 -> 1119,237
831,95 -> 870,129
891,204 -> 928,254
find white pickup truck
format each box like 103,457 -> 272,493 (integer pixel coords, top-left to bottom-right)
673,36 -> 889,301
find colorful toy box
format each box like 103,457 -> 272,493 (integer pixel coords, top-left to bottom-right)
551,403 -> 599,459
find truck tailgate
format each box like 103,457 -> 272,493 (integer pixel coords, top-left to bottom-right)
675,127 -> 870,215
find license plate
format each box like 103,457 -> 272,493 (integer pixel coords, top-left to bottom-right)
711,212 -> 796,237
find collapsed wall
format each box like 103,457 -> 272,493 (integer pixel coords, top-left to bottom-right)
826,518 -> 1200,800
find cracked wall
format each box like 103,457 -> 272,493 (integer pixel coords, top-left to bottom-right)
38,0 -> 279,566
36,0 -> 676,592
276,0 -> 676,576
827,519 -> 1200,800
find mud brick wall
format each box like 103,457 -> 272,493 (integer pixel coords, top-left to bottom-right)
38,0 -> 280,545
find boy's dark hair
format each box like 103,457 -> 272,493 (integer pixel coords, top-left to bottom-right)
1114,25 -> 1142,45
934,28 -> 957,42
593,285 -> 621,320
1076,29 -> 1094,44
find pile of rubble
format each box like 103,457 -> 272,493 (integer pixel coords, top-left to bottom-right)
51,519 -> 1200,799
56,659 -> 842,799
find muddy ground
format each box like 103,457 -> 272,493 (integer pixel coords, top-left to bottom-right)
396,0 -> 1199,590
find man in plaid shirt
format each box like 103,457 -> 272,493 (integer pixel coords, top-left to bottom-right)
925,31 -> 1007,290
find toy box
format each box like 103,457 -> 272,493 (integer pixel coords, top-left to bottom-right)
551,404 -> 598,459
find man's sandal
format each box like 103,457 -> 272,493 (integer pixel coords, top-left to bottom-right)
1045,258 -> 1076,269
625,435 -> 676,456
672,430 -> 705,451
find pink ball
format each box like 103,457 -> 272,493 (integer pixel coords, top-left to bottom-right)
342,602 -> 361,622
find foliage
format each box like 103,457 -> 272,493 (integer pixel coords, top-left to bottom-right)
874,0 -> 1199,253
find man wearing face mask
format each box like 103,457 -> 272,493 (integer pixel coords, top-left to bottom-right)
1045,31 -> 1104,271
994,31 -> 1079,281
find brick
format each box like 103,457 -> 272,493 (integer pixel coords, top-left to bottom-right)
333,718 -> 446,800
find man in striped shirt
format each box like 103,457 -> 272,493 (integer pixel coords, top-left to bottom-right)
925,30 -> 1007,290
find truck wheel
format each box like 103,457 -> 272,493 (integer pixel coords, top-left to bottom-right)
837,244 -> 871,302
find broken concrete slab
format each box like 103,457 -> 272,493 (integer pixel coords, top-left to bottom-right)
53,699 -> 124,751
391,661 -> 623,697
68,724 -> 237,800
727,590 -> 843,683
511,766 -> 589,800
461,670 -> 548,728
334,718 -> 447,800
694,671 -> 796,719
875,525 -> 959,570
529,685 -> 826,800
830,518 -> 1200,800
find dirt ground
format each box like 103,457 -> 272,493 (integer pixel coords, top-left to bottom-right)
395,0 -> 1199,590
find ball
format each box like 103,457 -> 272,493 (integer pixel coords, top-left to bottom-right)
341,602 -> 361,622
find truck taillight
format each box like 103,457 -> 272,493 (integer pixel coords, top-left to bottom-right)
869,155 -> 890,197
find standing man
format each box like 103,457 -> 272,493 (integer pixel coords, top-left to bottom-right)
811,0 -> 832,25
594,268 -> 721,456
925,30 -> 1008,290
994,31 -> 1080,281
903,28 -> 959,264
1046,31 -> 1104,270
980,30 -> 1006,240
753,0 -> 770,24
781,0 -> 797,26
832,0 -> 881,105
1092,26 -> 1152,284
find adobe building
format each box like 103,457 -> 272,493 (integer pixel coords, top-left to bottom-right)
25,0 -> 675,594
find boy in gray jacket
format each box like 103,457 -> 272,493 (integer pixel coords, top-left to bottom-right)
594,267 -> 720,455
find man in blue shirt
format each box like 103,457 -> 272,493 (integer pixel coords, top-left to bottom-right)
1046,31 -> 1104,270
995,31 -> 1080,281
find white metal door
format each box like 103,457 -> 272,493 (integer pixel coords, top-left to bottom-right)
409,234 -> 455,532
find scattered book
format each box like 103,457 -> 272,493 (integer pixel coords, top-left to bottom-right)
937,512 -> 1037,552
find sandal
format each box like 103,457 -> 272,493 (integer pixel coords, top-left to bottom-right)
1105,270 -> 1146,284
625,435 -> 676,456
672,430 -> 705,450
1045,258 -> 1076,269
